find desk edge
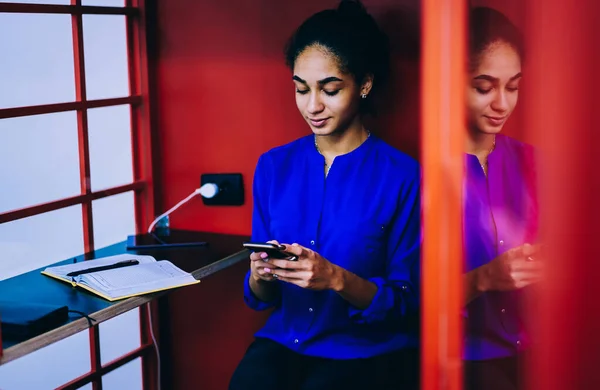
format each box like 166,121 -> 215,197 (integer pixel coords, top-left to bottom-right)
0,249 -> 250,365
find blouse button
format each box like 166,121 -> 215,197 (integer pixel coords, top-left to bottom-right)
310,240 -> 315,245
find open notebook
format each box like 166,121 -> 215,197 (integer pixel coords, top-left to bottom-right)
41,254 -> 200,301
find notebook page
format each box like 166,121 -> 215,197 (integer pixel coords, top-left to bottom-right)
79,260 -> 197,298
44,254 -> 157,279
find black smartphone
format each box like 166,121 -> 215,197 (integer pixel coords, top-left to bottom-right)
242,242 -> 298,261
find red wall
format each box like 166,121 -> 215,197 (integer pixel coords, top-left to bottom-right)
154,0 -> 421,389
155,0 -> 421,235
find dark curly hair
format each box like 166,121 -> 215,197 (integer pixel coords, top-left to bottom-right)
469,7 -> 524,70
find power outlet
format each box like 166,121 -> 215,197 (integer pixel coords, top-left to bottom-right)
200,173 -> 244,206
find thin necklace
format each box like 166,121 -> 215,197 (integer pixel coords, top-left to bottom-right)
315,131 -> 371,176
480,135 -> 496,175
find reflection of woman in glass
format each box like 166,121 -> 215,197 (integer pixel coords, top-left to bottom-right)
462,7 -> 542,390
229,1 -> 420,389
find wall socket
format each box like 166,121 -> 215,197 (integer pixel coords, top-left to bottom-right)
200,173 -> 244,206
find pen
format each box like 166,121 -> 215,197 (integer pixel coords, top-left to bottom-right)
66,259 -> 140,277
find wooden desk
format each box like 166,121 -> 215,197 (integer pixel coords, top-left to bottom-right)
0,230 -> 250,366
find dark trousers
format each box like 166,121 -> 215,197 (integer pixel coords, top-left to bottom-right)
229,337 -> 419,390
465,355 -> 525,390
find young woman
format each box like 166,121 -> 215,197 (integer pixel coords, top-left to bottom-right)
229,1 -> 421,389
462,7 -> 543,390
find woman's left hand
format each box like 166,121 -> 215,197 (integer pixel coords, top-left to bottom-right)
266,243 -> 343,291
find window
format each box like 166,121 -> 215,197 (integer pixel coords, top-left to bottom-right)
0,1 -> 157,388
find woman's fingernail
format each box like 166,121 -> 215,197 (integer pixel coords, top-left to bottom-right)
265,268 -> 271,273
261,252 -> 268,258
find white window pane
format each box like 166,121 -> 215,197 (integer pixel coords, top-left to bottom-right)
0,330 -> 91,389
92,191 -> 135,250
99,308 -> 141,365
0,13 -> 75,109
0,205 -> 84,281
102,357 -> 143,390
0,111 -> 81,213
83,15 -> 129,100
88,105 -> 133,191
82,0 -> 124,6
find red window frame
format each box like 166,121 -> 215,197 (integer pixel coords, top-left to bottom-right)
0,1 -> 158,389
420,0 -> 465,389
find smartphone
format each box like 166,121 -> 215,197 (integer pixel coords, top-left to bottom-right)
242,242 -> 298,261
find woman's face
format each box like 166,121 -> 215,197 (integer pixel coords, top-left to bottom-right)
466,41 -> 522,135
292,45 -> 367,136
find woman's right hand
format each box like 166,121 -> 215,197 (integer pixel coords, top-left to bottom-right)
250,240 -> 280,283
478,243 -> 544,292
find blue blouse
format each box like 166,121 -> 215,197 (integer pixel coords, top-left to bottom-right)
243,134 -> 421,359
463,134 -> 539,360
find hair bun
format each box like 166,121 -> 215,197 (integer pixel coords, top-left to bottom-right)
337,0 -> 367,19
